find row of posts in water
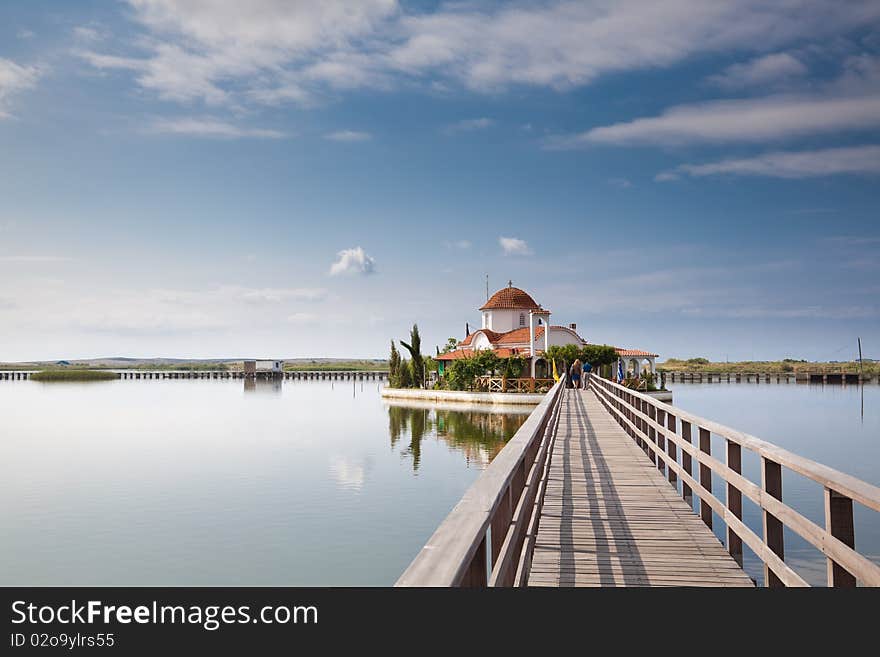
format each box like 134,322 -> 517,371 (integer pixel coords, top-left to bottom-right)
0,370 -> 388,381
663,371 -> 877,384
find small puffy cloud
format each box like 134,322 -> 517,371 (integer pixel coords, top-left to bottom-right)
443,117 -> 494,134
329,246 -> 376,276
443,240 -> 472,249
499,236 -> 532,256
148,117 -> 286,139
608,177 -> 632,188
325,130 -> 372,141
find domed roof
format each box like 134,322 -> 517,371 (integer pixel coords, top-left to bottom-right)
480,284 -> 543,311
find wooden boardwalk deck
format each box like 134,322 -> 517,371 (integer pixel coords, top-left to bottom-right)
528,389 -> 754,587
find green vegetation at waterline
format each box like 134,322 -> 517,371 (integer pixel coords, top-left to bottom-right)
544,344 -> 619,374
442,351 -> 530,391
283,360 -> 388,372
659,358 -> 880,376
30,369 -> 119,382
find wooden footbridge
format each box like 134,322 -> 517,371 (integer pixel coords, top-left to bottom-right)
397,375 -> 880,587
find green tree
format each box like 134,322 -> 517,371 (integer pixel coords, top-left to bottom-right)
401,324 -> 425,388
389,340 -> 402,387
580,344 -> 618,369
398,358 -> 414,388
440,337 -> 459,354
445,350 -> 502,390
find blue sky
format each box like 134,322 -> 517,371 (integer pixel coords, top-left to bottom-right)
1,0 -> 878,362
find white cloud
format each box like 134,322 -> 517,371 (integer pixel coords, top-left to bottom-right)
0,58 -> 43,118
657,145 -> 880,179
608,177 -> 632,188
73,26 -> 104,42
287,312 -> 320,325
149,117 -> 286,139
0,282 -> 328,338
17,29 -> 34,40
388,1 -> 880,91
443,240 -> 472,249
235,287 -> 327,304
0,255 -> 71,263
553,94 -> 880,147
324,130 -> 372,142
708,52 -> 808,90
499,236 -> 532,256
329,246 -> 376,276
443,117 -> 494,134
79,1 -> 880,108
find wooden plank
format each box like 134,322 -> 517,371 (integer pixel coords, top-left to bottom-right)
527,389 -> 752,588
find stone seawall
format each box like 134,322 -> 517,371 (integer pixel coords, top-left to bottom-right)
380,387 -> 545,405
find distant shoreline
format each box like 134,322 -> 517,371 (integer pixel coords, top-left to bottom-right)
0,358 -> 389,372
658,359 -> 877,376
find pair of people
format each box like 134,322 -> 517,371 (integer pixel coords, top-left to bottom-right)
569,359 -> 590,389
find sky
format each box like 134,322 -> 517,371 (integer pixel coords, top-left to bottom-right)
0,0 -> 878,363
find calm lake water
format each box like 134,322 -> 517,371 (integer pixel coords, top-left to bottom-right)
1,378 -> 877,586
0,378 -> 528,585
668,381 -> 880,586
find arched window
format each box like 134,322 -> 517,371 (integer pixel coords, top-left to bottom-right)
519,313 -> 526,326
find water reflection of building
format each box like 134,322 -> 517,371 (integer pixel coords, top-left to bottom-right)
243,378 -> 283,394
386,402 -> 529,471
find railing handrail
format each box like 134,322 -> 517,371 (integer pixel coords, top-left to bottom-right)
589,374 -> 880,587
593,376 -> 880,512
396,376 -> 566,586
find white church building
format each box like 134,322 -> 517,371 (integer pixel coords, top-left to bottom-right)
436,282 -> 658,378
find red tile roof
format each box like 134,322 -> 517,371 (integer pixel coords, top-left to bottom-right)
435,349 -> 472,361
495,326 -> 541,344
616,348 -> 658,357
435,347 -> 530,361
479,286 -> 545,311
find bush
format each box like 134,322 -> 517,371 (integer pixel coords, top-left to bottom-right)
445,351 -> 502,390
31,369 -> 118,382
686,357 -> 710,365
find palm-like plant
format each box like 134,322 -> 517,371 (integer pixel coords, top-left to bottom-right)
401,324 -> 425,388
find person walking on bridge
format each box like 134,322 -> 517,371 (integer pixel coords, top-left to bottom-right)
569,359 -> 583,390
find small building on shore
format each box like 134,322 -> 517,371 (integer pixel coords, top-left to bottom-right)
243,359 -> 284,379
436,282 -> 658,378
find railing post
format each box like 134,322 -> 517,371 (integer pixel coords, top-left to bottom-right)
646,402 -> 657,465
762,458 -> 785,587
654,405 -> 666,477
726,440 -> 743,567
824,488 -> 856,587
698,427 -> 712,529
680,420 -> 693,504
666,411 -> 678,487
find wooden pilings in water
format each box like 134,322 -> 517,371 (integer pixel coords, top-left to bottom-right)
43,370 -> 390,382
664,371 -> 876,384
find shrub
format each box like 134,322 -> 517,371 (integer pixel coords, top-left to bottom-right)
31,369 -> 118,382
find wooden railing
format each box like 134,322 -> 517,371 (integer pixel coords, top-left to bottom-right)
396,376 -> 567,586
473,376 -> 555,393
590,375 -> 880,587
